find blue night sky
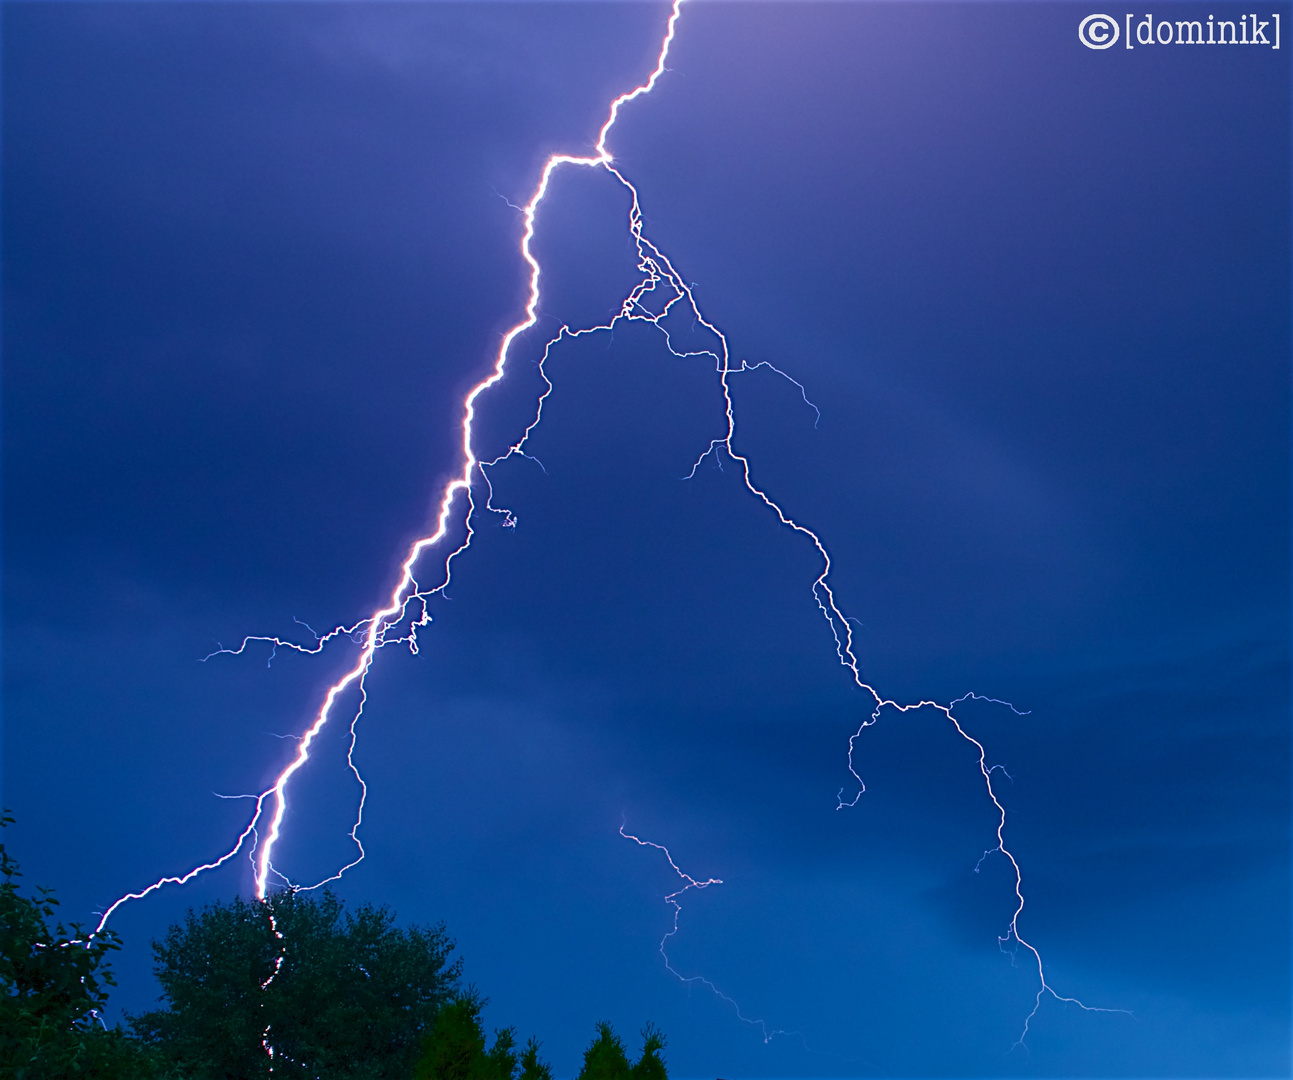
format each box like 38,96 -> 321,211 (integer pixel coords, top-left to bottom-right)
3,2 -> 1289,1076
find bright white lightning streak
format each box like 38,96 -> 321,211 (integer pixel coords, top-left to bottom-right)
97,0 -> 1124,1049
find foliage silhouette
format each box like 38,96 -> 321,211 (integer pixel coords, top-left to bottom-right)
0,811 -> 161,1078
575,1022 -> 667,1080
629,1024 -> 667,1080
2,810 -> 664,1080
518,1036 -> 554,1080
576,1022 -> 629,1080
131,889 -> 459,1079
413,988 -> 551,1080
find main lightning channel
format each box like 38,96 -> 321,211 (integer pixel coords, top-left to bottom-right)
94,0 -> 685,931
98,0 -> 1122,1048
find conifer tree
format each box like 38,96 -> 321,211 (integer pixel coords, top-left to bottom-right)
414,990 -> 545,1080
630,1024 -> 667,1080
518,1037 -> 553,1080
575,1022 -> 668,1080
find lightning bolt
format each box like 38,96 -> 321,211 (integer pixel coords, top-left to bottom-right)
96,0 -> 1126,1051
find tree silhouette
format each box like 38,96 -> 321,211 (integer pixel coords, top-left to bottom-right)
414,989 -> 553,1080
0,811 -> 160,1078
132,889 -> 459,1079
575,1022 -> 668,1080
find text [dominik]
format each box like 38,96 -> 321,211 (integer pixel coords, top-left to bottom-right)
1079,12 -> 1282,48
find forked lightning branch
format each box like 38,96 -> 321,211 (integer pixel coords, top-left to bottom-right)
96,0 -> 1129,1050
